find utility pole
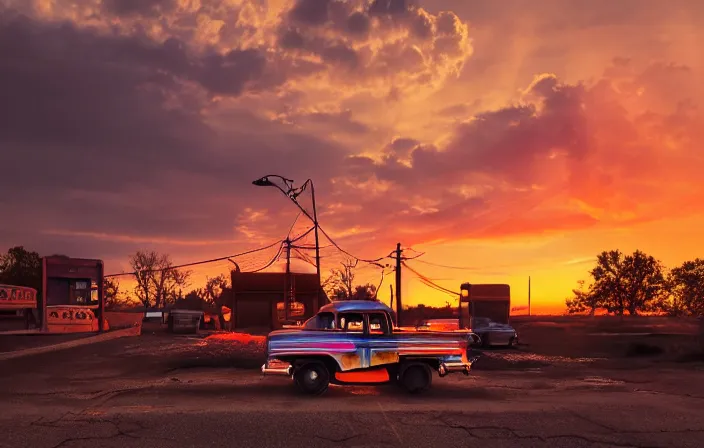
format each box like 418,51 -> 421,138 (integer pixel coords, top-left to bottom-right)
395,243 -> 402,326
389,284 -> 394,310
528,276 -> 531,317
284,239 -> 291,322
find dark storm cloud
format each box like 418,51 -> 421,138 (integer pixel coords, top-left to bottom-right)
288,0 -> 333,25
320,43 -> 359,68
346,12 -> 370,36
103,0 -> 177,17
0,14 -> 206,191
0,11 -> 302,192
0,11 -> 349,258
368,0 -> 415,16
195,49 -> 267,95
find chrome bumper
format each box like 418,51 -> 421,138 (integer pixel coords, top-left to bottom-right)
261,363 -> 292,376
438,356 -> 479,377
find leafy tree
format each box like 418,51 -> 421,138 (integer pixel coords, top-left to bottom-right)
180,275 -> 229,306
569,250 -> 667,315
668,258 -> 704,317
202,274 -> 229,305
129,251 -> 191,309
351,284 -> 378,300
103,277 -> 132,310
0,246 -> 42,294
565,280 -> 600,315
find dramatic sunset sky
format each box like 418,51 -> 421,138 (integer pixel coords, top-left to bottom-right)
1,0 -> 703,313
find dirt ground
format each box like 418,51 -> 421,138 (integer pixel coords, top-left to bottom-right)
1,318 -> 703,447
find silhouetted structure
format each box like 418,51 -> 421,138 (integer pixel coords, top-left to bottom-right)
0,284 -> 37,330
42,256 -> 105,332
460,283 -> 511,327
224,270 -> 327,330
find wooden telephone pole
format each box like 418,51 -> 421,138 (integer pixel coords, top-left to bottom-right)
284,239 -> 292,322
528,276 -> 531,317
395,243 -> 402,326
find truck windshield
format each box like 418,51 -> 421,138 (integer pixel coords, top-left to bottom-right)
303,312 -> 335,330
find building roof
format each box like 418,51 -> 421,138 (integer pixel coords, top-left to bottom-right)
466,284 -> 510,301
318,300 -> 394,314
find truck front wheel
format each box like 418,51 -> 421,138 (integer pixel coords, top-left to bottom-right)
293,361 -> 330,396
398,362 -> 432,394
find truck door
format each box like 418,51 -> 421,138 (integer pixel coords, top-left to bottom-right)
365,312 -> 399,368
336,312 -> 367,370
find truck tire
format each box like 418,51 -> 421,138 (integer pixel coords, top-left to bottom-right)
398,362 -> 432,394
293,361 -> 330,396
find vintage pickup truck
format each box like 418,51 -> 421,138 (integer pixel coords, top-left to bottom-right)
261,301 -> 480,395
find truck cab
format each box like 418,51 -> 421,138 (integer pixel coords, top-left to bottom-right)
262,301 -> 479,395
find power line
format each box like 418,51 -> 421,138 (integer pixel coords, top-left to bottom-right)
104,239 -> 284,278
402,252 -> 425,260
291,244 -> 333,250
292,248 -> 316,267
316,224 -> 390,264
402,261 -> 460,297
286,212 -> 302,240
417,277 -> 458,297
291,225 -> 315,242
412,259 -> 481,270
250,243 -> 285,273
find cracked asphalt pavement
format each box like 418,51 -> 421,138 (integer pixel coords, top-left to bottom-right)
1,334 -> 703,448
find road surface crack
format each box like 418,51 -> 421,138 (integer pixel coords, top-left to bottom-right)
314,434 -> 362,443
31,410 -> 173,448
633,389 -> 704,400
428,415 -> 668,448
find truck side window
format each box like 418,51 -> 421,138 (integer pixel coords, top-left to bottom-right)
338,313 -> 364,333
303,312 -> 335,330
368,313 -> 390,335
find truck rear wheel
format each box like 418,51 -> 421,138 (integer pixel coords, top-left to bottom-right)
293,361 -> 330,396
398,362 -> 432,394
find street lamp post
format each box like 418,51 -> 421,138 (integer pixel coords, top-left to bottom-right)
252,175 -> 322,319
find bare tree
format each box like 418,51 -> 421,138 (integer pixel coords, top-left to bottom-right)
322,258 -> 357,300
129,251 -> 191,309
322,258 -> 378,301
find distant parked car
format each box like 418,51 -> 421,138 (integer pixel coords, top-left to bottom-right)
415,317 -> 518,348
471,317 -> 518,348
